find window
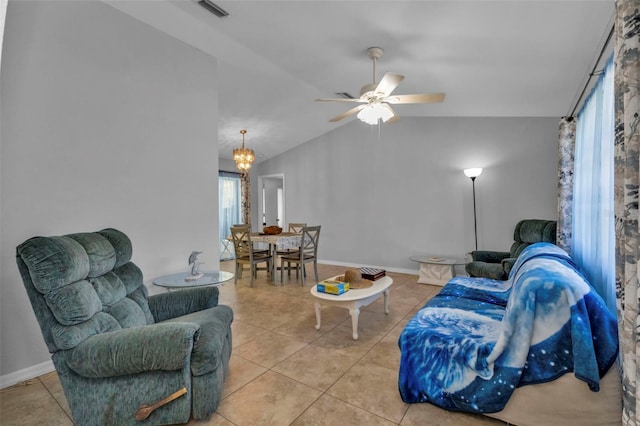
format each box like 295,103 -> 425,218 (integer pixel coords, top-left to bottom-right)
218,171 -> 242,259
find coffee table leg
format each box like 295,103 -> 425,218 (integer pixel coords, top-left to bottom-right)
384,289 -> 390,314
314,302 -> 322,330
349,307 -> 360,340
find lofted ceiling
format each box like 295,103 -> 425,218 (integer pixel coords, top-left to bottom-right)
106,0 -> 614,164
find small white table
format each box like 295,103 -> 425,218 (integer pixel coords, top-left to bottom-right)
310,275 -> 393,340
152,271 -> 234,291
410,256 -> 466,286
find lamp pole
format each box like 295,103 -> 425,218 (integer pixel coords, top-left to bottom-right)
471,176 -> 478,251
464,168 -> 483,252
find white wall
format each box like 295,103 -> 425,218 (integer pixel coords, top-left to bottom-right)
253,117 -> 559,272
0,1 -> 219,380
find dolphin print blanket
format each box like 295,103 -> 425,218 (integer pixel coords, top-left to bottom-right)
398,243 -> 618,414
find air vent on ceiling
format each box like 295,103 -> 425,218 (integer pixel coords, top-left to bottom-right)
198,0 -> 229,18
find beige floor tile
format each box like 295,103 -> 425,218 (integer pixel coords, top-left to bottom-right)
272,312 -> 339,343
364,297 -> 416,316
227,300 -> 268,321
38,372 -> 72,419
272,345 -> 360,391
187,412 -> 236,425
233,331 -> 308,368
222,354 -> 268,398
400,402 -> 507,426
231,319 -> 268,348
291,394 -> 396,426
327,362 -> 409,423
0,379 -> 73,426
361,334 -> 402,371
386,318 -> 411,340
217,371 -> 321,426
312,324 -> 383,358
240,309 -> 302,330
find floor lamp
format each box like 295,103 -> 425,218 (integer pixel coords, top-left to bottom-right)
464,168 -> 483,251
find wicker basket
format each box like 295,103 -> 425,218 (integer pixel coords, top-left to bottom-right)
263,226 -> 282,235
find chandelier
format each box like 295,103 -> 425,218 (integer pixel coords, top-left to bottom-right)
233,129 -> 255,172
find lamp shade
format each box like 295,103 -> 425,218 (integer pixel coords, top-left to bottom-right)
464,168 -> 483,178
357,103 -> 395,125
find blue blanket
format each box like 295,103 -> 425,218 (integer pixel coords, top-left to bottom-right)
398,243 -> 619,413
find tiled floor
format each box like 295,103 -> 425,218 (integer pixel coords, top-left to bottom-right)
0,261 -> 506,426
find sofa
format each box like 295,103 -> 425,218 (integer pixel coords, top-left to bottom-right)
16,228 -> 233,426
466,219 -> 557,280
398,242 -> 621,426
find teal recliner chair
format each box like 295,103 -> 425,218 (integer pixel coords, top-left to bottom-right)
466,219 -> 557,280
16,228 -> 233,425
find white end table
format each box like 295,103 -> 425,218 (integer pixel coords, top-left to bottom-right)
410,256 -> 466,286
310,275 -> 393,340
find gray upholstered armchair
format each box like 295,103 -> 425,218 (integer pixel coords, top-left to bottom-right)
465,219 -> 557,280
16,228 -> 233,425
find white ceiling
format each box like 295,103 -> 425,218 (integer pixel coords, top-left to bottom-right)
107,0 -> 615,163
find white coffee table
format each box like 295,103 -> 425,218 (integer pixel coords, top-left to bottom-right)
310,275 -> 393,340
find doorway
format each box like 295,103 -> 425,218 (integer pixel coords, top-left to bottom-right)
258,173 -> 285,228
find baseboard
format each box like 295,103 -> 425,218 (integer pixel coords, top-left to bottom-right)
0,360 -> 55,389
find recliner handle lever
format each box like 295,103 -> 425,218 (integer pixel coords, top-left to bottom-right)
135,386 -> 187,421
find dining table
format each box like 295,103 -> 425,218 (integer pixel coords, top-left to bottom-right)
227,231 -> 302,284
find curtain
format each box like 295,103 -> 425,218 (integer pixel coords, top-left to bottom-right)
219,172 -> 242,259
614,1 -> 640,424
557,117 -> 576,253
572,57 -> 616,313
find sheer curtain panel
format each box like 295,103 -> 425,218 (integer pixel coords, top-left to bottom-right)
572,57 -> 616,314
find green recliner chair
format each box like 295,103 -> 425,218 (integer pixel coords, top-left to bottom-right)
16,228 -> 233,425
466,219 -> 557,280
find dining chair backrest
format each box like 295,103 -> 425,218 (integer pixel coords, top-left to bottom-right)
288,223 -> 306,234
301,226 -> 321,258
230,226 -> 253,259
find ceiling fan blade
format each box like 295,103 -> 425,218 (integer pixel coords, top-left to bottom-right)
375,72 -> 404,97
316,98 -> 365,103
386,93 -> 446,104
329,104 -> 366,122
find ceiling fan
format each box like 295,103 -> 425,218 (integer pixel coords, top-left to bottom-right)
316,47 -> 445,125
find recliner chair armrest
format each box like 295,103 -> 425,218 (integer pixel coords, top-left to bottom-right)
64,322 -> 200,378
502,257 -> 517,275
149,286 -> 220,323
471,250 -> 511,263
465,261 -> 508,280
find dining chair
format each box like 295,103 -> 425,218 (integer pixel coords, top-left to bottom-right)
279,225 -> 321,286
230,226 -> 272,287
276,223 -> 307,267
231,224 -> 269,255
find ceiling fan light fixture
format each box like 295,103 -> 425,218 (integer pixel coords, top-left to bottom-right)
317,46 -> 444,124
357,103 -> 394,125
234,130 -> 255,172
